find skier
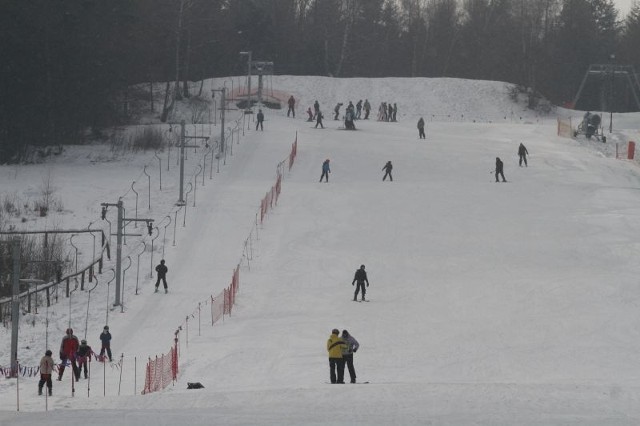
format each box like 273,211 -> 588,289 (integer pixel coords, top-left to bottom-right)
351,264 -> 369,301
306,107 -> 314,122
518,143 -> 529,167
38,350 -> 54,396
417,117 -> 425,139
99,325 -> 113,362
392,103 -> 398,122
256,109 -> 264,131
495,157 -> 507,182
319,159 -> 331,183
341,330 -> 360,383
345,109 -> 356,130
287,96 -> 295,118
57,328 -> 80,381
363,99 -> 371,120
382,161 -> 393,181
315,110 -> 324,129
377,102 -> 386,121
76,339 -> 93,379
334,103 -> 343,120
313,100 -> 320,119
155,259 -> 168,293
355,100 -> 362,119
387,103 -> 393,122
327,329 -> 346,384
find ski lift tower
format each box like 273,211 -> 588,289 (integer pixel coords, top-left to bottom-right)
572,61 -> 640,132
253,61 -> 274,108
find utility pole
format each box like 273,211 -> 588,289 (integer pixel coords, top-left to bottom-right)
176,120 -> 206,205
609,54 -> 615,134
212,88 -> 227,154
240,51 -> 252,110
9,238 -> 20,378
102,202 -> 153,307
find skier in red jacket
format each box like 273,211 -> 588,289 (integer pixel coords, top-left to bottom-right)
58,328 -> 80,381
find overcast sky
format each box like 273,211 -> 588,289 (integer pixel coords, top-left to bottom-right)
615,0 -> 635,16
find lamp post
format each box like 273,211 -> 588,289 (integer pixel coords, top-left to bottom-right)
239,51 -> 252,111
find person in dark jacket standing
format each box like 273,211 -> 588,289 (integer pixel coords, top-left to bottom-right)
256,109 -> 264,131
417,117 -> 425,139
495,157 -> 507,182
76,339 -> 93,379
38,350 -> 54,396
155,259 -> 168,293
327,329 -> 346,384
313,100 -> 320,119
341,330 -> 360,383
319,159 -> 331,183
58,328 -> 80,381
334,103 -> 343,120
363,99 -> 371,119
99,325 -> 113,362
287,96 -> 295,117
518,143 -> 529,167
352,264 -> 369,301
382,161 -> 393,181
315,111 -> 324,128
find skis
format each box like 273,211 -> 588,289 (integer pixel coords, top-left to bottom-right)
352,299 -> 370,302
325,381 -> 369,384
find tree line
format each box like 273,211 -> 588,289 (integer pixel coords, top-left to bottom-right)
1,0 -> 639,163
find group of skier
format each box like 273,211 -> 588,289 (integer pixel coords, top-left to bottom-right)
326,264 -> 369,384
319,159 -> 393,183
37,325 -> 113,396
377,102 -> 398,122
494,143 -> 529,183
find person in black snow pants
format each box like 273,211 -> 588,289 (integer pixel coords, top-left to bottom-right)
320,159 -> 331,183
99,325 -> 112,362
256,109 -> 264,131
315,111 -> 324,129
287,96 -> 295,118
495,157 -> 507,182
334,103 -> 343,120
352,264 -> 369,301
417,117 -> 425,139
76,339 -> 93,379
382,161 -> 393,181
341,330 -> 360,383
155,259 -> 168,293
518,143 -> 529,167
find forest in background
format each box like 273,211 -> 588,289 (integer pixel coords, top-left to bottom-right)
1,0 -> 639,162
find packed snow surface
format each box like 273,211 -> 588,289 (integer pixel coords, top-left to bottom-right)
1,75 -> 640,425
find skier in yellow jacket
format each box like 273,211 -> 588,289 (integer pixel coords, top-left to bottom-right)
327,329 -> 346,384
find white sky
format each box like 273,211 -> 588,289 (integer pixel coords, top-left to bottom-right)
1,75 -> 640,425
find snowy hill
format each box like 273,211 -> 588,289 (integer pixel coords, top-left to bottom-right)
2,76 -> 640,425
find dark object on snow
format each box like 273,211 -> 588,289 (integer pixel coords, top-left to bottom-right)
574,112 -> 606,142
495,157 -> 506,182
187,382 -> 205,389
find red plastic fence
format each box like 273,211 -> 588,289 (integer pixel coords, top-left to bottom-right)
142,135 -> 297,395
142,337 -> 178,394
